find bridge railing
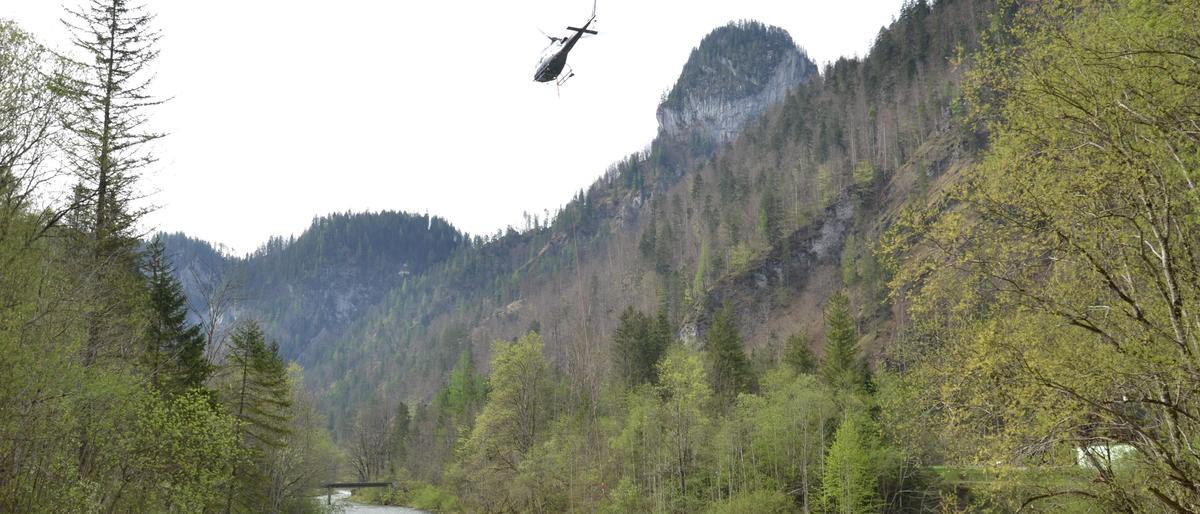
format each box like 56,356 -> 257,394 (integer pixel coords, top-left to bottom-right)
321,482 -> 392,489
320,482 -> 393,505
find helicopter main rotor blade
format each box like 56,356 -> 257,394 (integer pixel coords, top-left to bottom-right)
537,28 -> 557,42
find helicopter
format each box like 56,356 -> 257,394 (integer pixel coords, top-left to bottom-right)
533,0 -> 598,86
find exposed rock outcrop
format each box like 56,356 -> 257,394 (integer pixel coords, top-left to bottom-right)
656,22 -> 816,147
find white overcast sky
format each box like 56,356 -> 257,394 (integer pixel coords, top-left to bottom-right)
2,0 -> 905,253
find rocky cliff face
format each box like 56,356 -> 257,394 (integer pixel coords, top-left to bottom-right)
656,22 -> 816,146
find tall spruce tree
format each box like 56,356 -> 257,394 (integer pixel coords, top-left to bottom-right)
59,0 -> 164,365
58,0 -> 165,483
612,306 -> 672,387
705,307 -> 754,406
820,291 -> 864,392
651,307 -> 672,377
144,236 -> 209,394
222,321 -> 291,514
783,331 -> 817,374
390,401 -> 410,471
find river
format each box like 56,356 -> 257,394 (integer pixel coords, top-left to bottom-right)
322,490 -> 429,513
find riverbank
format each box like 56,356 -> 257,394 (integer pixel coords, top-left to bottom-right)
348,481 -> 460,513
321,489 -> 431,513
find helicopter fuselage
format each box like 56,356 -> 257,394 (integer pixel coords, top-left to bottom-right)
533,16 -> 594,83
534,40 -> 579,82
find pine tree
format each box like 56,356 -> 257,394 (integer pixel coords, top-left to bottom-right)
222,321 -> 291,514
58,0 -> 166,482
59,0 -> 163,239
705,307 -> 754,406
613,306 -> 671,387
651,307 -> 672,378
390,401 -> 410,470
144,236 -> 209,394
820,291 -> 863,392
783,331 -> 817,374
59,0 -> 164,366
757,185 -> 784,245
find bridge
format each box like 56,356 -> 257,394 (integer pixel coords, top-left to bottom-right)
319,482 -> 392,505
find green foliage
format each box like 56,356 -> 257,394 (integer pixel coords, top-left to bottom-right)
783,331 -> 817,375
238,211 -> 467,367
0,13 -> 269,514
703,488 -> 795,514
611,347 -> 715,512
460,332 -> 552,511
752,371 -> 836,512
852,160 -> 877,188
884,0 -> 1200,510
264,365 -> 340,511
143,236 -> 210,394
756,186 -> 785,245
727,243 -> 755,274
0,12 -> 347,514
706,308 -> 756,406
511,413 -> 605,512
691,238 -> 711,303
612,306 -> 671,387
442,349 -> 487,418
391,401 -> 411,468
3,0 -> 1088,512
355,472 -> 462,512
820,292 -> 865,393
821,414 -> 884,514
124,390 -> 243,512
221,321 -> 292,512
640,223 -> 657,261
408,483 -> 463,512
603,475 -> 649,513
656,346 -> 715,508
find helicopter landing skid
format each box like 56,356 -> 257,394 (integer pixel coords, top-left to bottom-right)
556,65 -> 576,87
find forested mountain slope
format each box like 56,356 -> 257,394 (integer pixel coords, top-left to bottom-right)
9,0 -> 1196,511
308,0 -> 994,431
162,211 -> 466,364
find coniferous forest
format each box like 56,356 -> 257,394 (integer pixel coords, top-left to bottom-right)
2,0 -> 1200,512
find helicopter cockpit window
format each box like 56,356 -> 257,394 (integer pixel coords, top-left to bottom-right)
536,47 -> 557,71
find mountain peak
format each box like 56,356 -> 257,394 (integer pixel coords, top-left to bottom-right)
657,21 -> 816,146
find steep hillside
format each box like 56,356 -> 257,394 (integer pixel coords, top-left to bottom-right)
6,0 -> 1191,510
310,0 -> 995,434
162,211 -> 467,364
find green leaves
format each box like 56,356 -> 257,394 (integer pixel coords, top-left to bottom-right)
890,0 -> 1200,509
460,332 -> 553,510
821,414 -> 885,514
127,390 -> 241,512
